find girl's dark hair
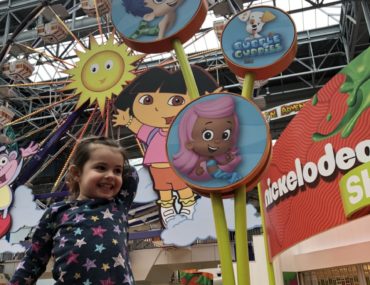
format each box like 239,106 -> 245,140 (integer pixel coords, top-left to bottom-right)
115,65 -> 219,116
66,136 -> 127,199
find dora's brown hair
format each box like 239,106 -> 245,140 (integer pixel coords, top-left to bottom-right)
66,136 -> 127,199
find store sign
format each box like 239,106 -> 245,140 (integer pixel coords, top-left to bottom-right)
265,140 -> 370,208
340,161 -> 370,217
263,99 -> 308,121
260,47 -> 370,258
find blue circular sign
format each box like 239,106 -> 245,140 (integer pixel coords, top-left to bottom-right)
221,6 -> 296,79
167,93 -> 271,193
111,0 -> 206,53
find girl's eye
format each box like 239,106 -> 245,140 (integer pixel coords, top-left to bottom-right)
153,0 -> 165,3
222,129 -> 231,140
90,63 -> 99,73
0,157 -> 8,166
114,168 -> 123,175
168,96 -> 185,106
202,130 -> 214,141
138,95 -> 154,105
105,60 -> 113,70
96,165 -> 106,171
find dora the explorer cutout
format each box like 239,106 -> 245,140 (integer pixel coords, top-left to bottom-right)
113,66 -> 218,227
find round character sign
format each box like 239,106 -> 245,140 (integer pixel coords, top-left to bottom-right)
112,0 -> 208,53
167,93 -> 271,196
221,6 -> 297,80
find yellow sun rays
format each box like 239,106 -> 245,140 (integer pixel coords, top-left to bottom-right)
63,34 -> 143,113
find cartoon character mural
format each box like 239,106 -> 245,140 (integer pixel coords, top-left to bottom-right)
122,0 -> 185,40
0,136 -> 38,238
173,96 -> 242,183
113,66 -> 218,227
238,10 -> 276,39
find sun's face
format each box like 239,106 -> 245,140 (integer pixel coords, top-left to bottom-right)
64,34 -> 142,112
81,51 -> 125,92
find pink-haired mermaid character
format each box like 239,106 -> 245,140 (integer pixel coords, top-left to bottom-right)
173,96 -> 242,183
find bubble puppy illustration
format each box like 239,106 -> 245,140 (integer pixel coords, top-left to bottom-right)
0,142 -> 38,237
173,96 -> 242,183
238,10 -> 276,39
114,66 -> 218,227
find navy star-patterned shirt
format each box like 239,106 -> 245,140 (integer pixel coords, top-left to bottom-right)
10,180 -> 137,285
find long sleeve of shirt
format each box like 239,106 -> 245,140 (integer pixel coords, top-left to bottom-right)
9,207 -> 55,285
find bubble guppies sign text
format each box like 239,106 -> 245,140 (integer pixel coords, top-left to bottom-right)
232,34 -> 283,61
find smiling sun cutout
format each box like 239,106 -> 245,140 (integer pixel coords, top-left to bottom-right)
64,34 -> 143,112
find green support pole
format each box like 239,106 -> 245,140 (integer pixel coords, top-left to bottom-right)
241,73 -> 255,99
211,193 -> 236,285
172,39 -> 200,100
173,38 -> 235,285
233,72 -> 256,285
258,184 -> 276,284
235,186 -> 250,285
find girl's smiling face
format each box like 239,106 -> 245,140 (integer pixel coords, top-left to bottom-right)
187,115 -> 236,157
133,89 -> 190,128
76,145 -> 124,200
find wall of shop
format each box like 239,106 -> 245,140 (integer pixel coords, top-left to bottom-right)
272,215 -> 370,285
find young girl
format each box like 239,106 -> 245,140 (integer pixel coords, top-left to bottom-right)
9,136 -> 138,285
113,66 -> 218,226
173,96 -> 242,183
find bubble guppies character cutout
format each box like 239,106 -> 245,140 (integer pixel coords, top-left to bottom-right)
0,138 -> 38,238
173,96 -> 242,183
122,0 -> 184,40
113,66 -> 218,227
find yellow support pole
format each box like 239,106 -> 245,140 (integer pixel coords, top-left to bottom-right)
172,38 -> 235,284
172,39 -> 200,100
235,186 -> 250,285
258,183 -> 276,284
211,193 -> 236,285
234,72 -> 256,285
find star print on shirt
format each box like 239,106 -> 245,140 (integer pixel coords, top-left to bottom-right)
61,213 -> 69,223
58,268 -> 66,282
75,238 -> 87,248
24,276 -> 33,285
113,225 -> 121,234
91,215 -> 99,222
83,279 -> 92,285
101,209 -> 114,220
51,205 -> 61,213
16,261 -> 25,270
121,190 -> 129,198
59,236 -> 68,247
101,263 -> 110,272
95,244 -> 106,253
92,226 -> 107,238
112,253 -> 125,268
100,277 -> 116,285
31,242 -> 41,253
82,258 -> 97,272
41,233 -> 51,242
74,227 -> 83,235
73,213 -> 86,223
67,251 -> 80,264
123,274 -> 132,284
